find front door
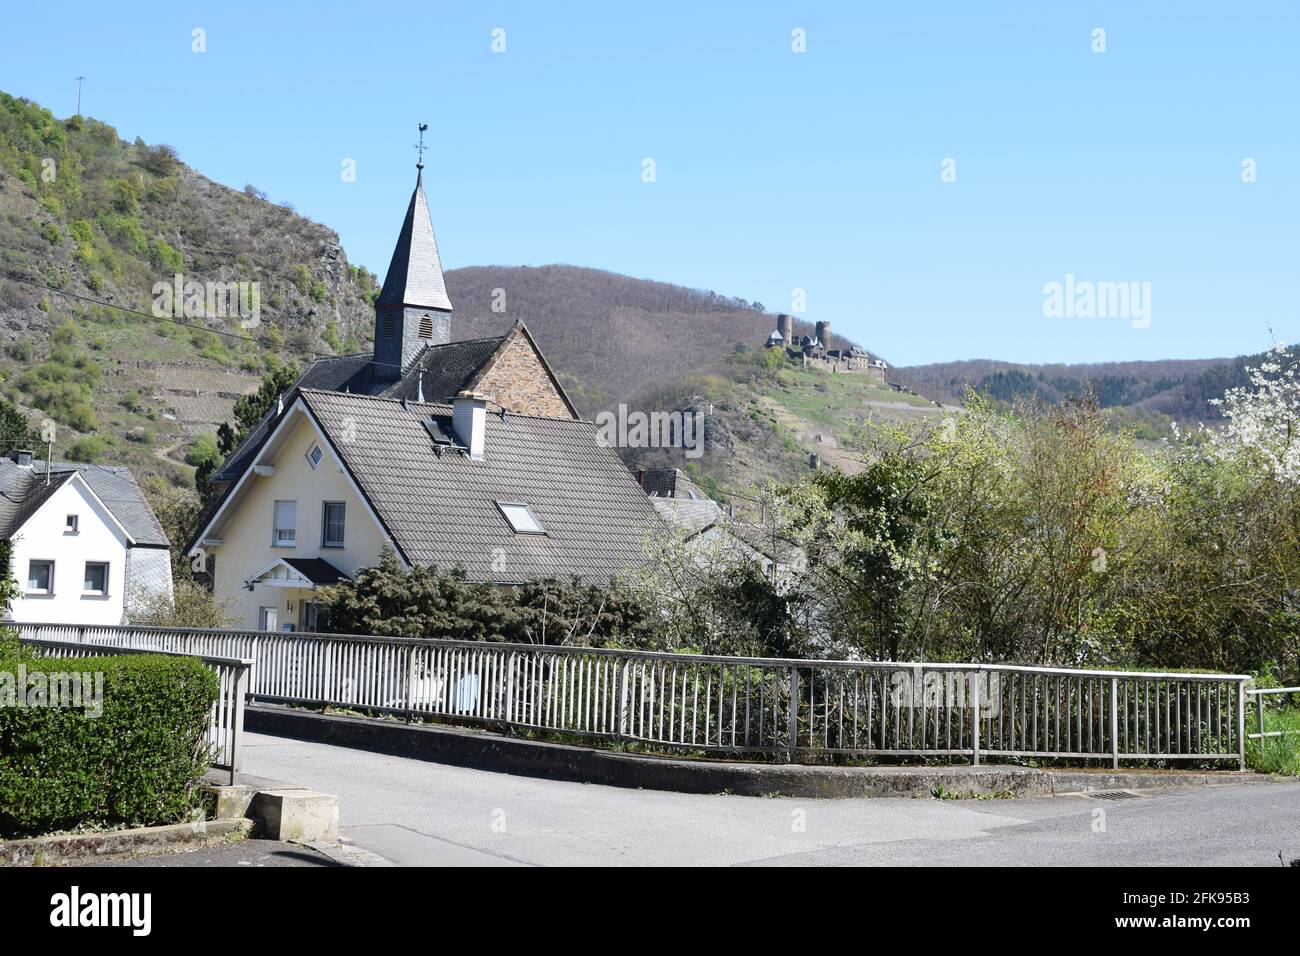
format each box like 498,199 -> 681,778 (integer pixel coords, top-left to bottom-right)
259,606 -> 278,631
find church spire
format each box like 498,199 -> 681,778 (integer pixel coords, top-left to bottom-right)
372,128 -> 454,381
376,163 -> 453,312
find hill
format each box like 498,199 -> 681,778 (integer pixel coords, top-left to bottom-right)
442,264 -> 875,414
0,90 -> 902,500
0,89 -> 1258,507
893,354 -> 1254,437
0,91 -> 378,486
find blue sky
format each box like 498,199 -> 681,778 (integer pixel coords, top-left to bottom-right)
1,1 -> 1295,366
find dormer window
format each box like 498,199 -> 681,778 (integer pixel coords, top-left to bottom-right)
496,501 -> 546,535
65,514 -> 79,534
306,442 -> 324,470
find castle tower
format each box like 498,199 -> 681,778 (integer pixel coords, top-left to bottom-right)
373,165 -> 453,382
815,320 -> 831,348
776,314 -> 793,348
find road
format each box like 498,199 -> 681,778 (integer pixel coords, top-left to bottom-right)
241,732 -> 1300,867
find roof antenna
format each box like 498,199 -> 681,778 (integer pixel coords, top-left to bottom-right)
416,369 -> 425,403
414,123 -> 429,172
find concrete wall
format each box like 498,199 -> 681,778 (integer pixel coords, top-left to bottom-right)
6,478 -> 130,625
209,412 -> 391,630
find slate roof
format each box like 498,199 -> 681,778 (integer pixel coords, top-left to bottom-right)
283,557 -> 350,585
299,389 -> 663,584
213,337 -> 510,484
651,496 -> 725,536
376,169 -> 453,311
638,467 -> 710,501
0,459 -> 169,546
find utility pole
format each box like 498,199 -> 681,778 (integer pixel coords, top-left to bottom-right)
74,76 -> 86,117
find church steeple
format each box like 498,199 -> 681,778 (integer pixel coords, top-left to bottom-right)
373,141 -> 453,381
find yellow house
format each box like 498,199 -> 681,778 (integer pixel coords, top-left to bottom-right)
189,164 -> 661,631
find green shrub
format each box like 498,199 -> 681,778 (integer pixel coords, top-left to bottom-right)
185,433 -> 219,467
66,435 -> 107,462
39,221 -> 62,245
0,651 -> 219,836
148,238 -> 184,273
290,264 -> 312,294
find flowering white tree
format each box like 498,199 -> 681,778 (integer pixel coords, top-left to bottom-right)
1208,344 -> 1300,482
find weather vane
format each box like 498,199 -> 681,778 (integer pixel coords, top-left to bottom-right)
415,122 -> 429,170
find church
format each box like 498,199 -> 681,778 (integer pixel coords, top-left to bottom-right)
188,163 -> 662,632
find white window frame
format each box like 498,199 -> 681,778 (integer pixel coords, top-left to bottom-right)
259,606 -> 278,632
322,501 -> 346,548
272,500 -> 297,547
306,442 -> 324,470
495,501 -> 546,535
82,561 -> 109,596
26,559 -> 54,594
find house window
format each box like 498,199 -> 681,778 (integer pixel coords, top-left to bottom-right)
65,514 -> 79,534
83,562 -> 109,595
306,442 -> 324,470
496,501 -> 546,535
26,560 -> 53,594
273,500 -> 297,546
322,502 -> 346,548
418,314 -> 433,339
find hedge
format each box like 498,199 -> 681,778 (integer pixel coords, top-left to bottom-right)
0,649 -> 219,837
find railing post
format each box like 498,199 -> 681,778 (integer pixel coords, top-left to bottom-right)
616,659 -> 628,738
971,669 -> 980,766
1237,681 -> 1248,770
787,665 -> 799,764
77,625 -> 86,645
403,645 -> 413,723
1255,685 -> 1266,766
1110,677 -> 1120,769
229,664 -> 249,786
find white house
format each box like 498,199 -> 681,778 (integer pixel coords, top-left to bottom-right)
1,451 -> 173,625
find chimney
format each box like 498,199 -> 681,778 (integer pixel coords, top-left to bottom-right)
12,449 -> 33,468
776,314 -> 793,347
452,391 -> 487,459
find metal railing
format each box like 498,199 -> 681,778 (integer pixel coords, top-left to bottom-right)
1246,686 -> 1300,743
18,634 -> 250,785
13,623 -> 1251,769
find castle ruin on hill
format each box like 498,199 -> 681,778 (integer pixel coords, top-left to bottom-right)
764,314 -> 888,382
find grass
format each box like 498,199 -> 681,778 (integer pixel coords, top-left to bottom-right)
1246,705 -> 1300,776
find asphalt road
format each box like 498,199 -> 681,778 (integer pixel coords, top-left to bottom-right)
240,732 -> 1300,867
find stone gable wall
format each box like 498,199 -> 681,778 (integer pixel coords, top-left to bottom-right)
476,336 -> 574,418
